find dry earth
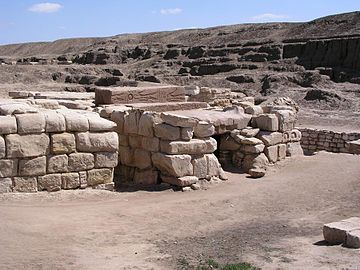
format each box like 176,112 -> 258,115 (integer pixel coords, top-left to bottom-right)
0,151 -> 359,270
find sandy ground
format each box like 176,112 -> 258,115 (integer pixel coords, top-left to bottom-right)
0,151 -> 359,270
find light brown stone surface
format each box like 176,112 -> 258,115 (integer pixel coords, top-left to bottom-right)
87,169 -> 113,186
63,112 -> 89,132
51,133 -> 76,154
0,136 -> 5,159
6,134 -> 49,158
152,153 -> 193,177
346,229 -> 360,248
0,116 -> 17,134
133,169 -> 159,185
61,173 -> 80,189
13,177 -> 37,193
19,156 -> 46,176
161,175 -> 198,187
76,132 -> 118,152
95,152 -> 118,168
323,218 -> 360,244
154,124 -> 181,140
0,178 -> 12,193
253,114 -> 279,132
264,145 -> 279,163
133,149 -> 152,170
160,138 -> 217,155
48,155 -> 68,173
192,156 -> 208,179
142,137 -> 160,152
44,111 -> 66,133
68,153 -> 95,171
16,113 -> 46,134
38,174 -> 62,192
0,159 -> 18,177
257,131 -> 283,146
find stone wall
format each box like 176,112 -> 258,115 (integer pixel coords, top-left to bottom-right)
300,128 -> 360,154
0,102 -> 119,193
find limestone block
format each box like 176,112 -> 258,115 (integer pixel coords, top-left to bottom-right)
6,134 -> 49,158
0,159 -> 18,177
79,171 -> 88,189
248,168 -> 266,178
87,169 -> 113,186
0,103 -> 38,115
275,110 -> 296,132
119,146 -> 135,167
68,153 -> 95,171
88,115 -> 116,131
119,135 -> 129,147
240,128 -> 260,138
241,144 -> 265,154
129,135 -> 143,148
192,156 -> 208,179
61,173 -> 80,189
161,175 -> 198,187
110,110 -> 126,133
13,177 -> 38,193
19,156 -> 46,176
154,123 -> 180,140
242,153 -> 269,172
48,155 -> 68,173
95,152 -> 118,168
134,149 -> 152,170
257,131 -> 283,146
134,169 -> 159,185
245,105 -> 264,115
0,116 -> 17,134
51,133 -> 76,154
0,178 -> 12,193
241,137 -> 263,145
206,154 -> 227,180
123,110 -> 140,134
194,121 -> 215,138
264,145 -> 278,163
0,136 -> 5,159
62,112 -> 89,132
253,114 -> 279,132
76,132 -> 118,152
278,144 -> 287,160
16,113 -> 45,134
286,142 -> 304,157
142,137 -> 160,152
138,112 -> 161,137
38,174 -> 62,192
160,112 -> 197,128
181,127 -> 194,141
44,111 -> 66,133
323,218 -> 360,244
152,153 -> 193,177
219,135 -> 240,151
346,230 -> 360,248
160,138 -> 217,155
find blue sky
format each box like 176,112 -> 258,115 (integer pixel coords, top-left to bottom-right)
0,0 -> 359,45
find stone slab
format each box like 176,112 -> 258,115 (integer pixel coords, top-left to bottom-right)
323,217 -> 360,244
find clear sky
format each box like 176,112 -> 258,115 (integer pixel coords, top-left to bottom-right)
0,0 -> 359,45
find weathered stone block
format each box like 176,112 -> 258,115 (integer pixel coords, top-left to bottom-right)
134,149 -> 152,170
0,178 -> 12,193
194,121 -> 215,138
192,156 -> 208,179
161,175 -> 198,187
138,112 -> 161,137
154,123 -> 180,140
119,146 -> 135,167
0,116 -> 17,134
16,113 -> 45,134
264,145 -> 278,163
87,169 -> 113,186
68,153 -> 95,171
95,152 -> 118,168
241,144 -> 265,154
248,168 -> 266,178
181,127 -> 194,141
152,153 -> 193,177
346,229 -> 360,248
62,173 -> 80,189
110,110 -> 126,133
51,133 -> 76,154
242,153 -> 269,172
79,171 -> 88,189
275,110 -> 296,132
219,135 -> 240,151
62,112 -> 89,132
88,115 -> 116,131
142,137 -> 160,152
253,114 -> 279,132
76,132 -> 118,152
240,128 -> 260,138
123,110 -> 140,134
257,131 -> 283,146
6,134 -> 49,158
129,135 -> 143,148
19,156 -> 46,176
0,159 -> 18,177
323,218 -> 360,244
44,111 -> 66,133
38,174 -> 62,192
48,155 -> 68,173
278,144 -> 287,160
286,142 -> 304,157
206,154 -> 227,180
245,105 -> 264,115
161,113 -> 197,128
160,138 -> 217,155
0,136 -> 5,159
134,169 -> 159,185
241,137 -> 263,145
13,177 -> 37,193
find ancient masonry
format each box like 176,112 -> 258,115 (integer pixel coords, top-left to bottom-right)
0,84 -> 354,193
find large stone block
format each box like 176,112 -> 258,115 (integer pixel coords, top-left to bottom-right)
142,137 -> 160,152
264,145 -> 278,163
123,110 -> 141,135
206,154 -> 227,179
0,136 -> 5,159
286,142 -> 304,157
181,127 -> 194,141
134,149 -> 152,170
134,169 -> 159,185
95,152 -> 118,168
242,153 -> 269,172
161,175 -> 198,187
6,134 -> 49,158
194,121 -> 215,138
48,155 -> 68,173
38,174 -> 62,192
88,115 -> 116,132
152,153 -> 193,177
160,112 -> 197,128
0,116 -> 17,134
129,135 -> 143,148
278,144 -> 287,160
44,111 -> 66,133
253,114 -> 279,132
19,156 -> 46,176
138,112 -> 161,137
192,156 -> 208,179
0,159 -> 18,177
275,110 -> 296,132
0,103 -> 38,115
257,131 -> 283,146
154,124 -> 181,140
16,113 -> 46,134
110,110 -> 126,133
76,132 -> 118,152
160,138 -> 217,155
13,177 -> 37,193
61,173 -> 80,189
68,153 -> 95,171
323,218 -> 360,244
119,146 -> 135,167
241,144 -> 265,154
62,112 -> 89,132
0,178 -> 12,193
219,135 -> 240,151
51,133 -> 76,154
87,169 -> 113,186
346,229 -> 360,248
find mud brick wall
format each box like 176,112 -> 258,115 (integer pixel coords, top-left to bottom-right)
300,128 -> 360,154
0,104 -> 118,193
108,108 -> 227,188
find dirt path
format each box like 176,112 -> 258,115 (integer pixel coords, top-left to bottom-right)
0,151 -> 359,270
